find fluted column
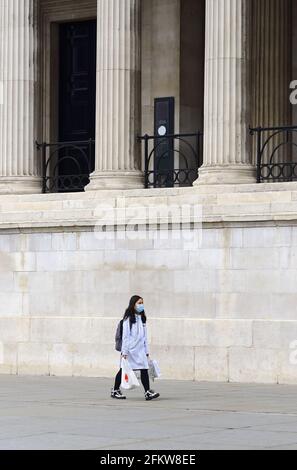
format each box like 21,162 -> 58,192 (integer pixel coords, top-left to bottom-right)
194,0 -> 256,185
0,0 -> 42,194
86,0 -> 144,191
251,0 -> 292,165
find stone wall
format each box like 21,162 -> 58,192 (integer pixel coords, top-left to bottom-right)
0,184 -> 297,383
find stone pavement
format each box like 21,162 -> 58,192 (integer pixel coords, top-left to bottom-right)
1,375 -> 297,450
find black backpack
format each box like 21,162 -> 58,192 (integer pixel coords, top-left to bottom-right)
115,319 -> 124,352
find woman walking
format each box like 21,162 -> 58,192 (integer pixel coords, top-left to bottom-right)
111,295 -> 160,401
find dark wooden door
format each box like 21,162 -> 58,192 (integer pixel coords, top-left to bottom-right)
58,20 -> 96,190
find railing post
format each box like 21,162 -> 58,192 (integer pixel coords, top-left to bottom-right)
196,133 -> 199,169
88,138 -> 93,174
144,134 -> 149,189
42,143 -> 47,193
256,129 -> 262,184
35,141 -> 47,194
286,131 -> 292,183
170,135 -> 174,187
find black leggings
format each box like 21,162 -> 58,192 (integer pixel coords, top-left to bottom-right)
114,368 -> 150,392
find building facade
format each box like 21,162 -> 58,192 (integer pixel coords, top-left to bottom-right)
0,0 -> 297,383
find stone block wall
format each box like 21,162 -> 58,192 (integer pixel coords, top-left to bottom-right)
0,184 -> 296,383
0,212 -> 296,384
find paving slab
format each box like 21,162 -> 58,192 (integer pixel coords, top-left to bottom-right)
1,376 -> 297,450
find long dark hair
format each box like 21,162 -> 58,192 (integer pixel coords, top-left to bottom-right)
123,295 -> 147,329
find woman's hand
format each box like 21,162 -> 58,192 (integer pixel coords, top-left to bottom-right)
122,354 -> 128,360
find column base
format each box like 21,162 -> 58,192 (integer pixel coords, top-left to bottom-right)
0,177 -> 43,195
85,171 -> 145,191
194,165 -> 257,186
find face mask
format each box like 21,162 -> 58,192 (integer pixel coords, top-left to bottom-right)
135,304 -> 144,314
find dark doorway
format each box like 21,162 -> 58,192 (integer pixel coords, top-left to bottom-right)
154,97 -> 175,187
57,19 -> 96,192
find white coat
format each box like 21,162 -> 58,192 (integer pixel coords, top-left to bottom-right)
120,314 -> 149,370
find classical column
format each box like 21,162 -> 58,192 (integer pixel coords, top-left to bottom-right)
194,0 -> 256,185
86,0 -> 144,191
0,0 -> 42,194
251,0 -> 292,165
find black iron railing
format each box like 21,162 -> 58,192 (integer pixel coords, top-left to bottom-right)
250,125 -> 297,183
36,139 -> 95,193
139,132 -> 203,188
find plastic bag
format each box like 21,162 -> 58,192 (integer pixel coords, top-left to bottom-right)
121,358 -> 140,390
148,359 -> 161,381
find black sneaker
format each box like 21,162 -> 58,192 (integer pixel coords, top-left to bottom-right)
111,389 -> 126,399
144,390 -> 160,401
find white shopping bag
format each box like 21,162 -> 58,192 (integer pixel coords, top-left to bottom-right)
148,359 -> 161,381
121,358 -> 140,390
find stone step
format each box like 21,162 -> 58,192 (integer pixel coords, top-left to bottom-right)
0,184 -> 296,211
0,184 -> 297,228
